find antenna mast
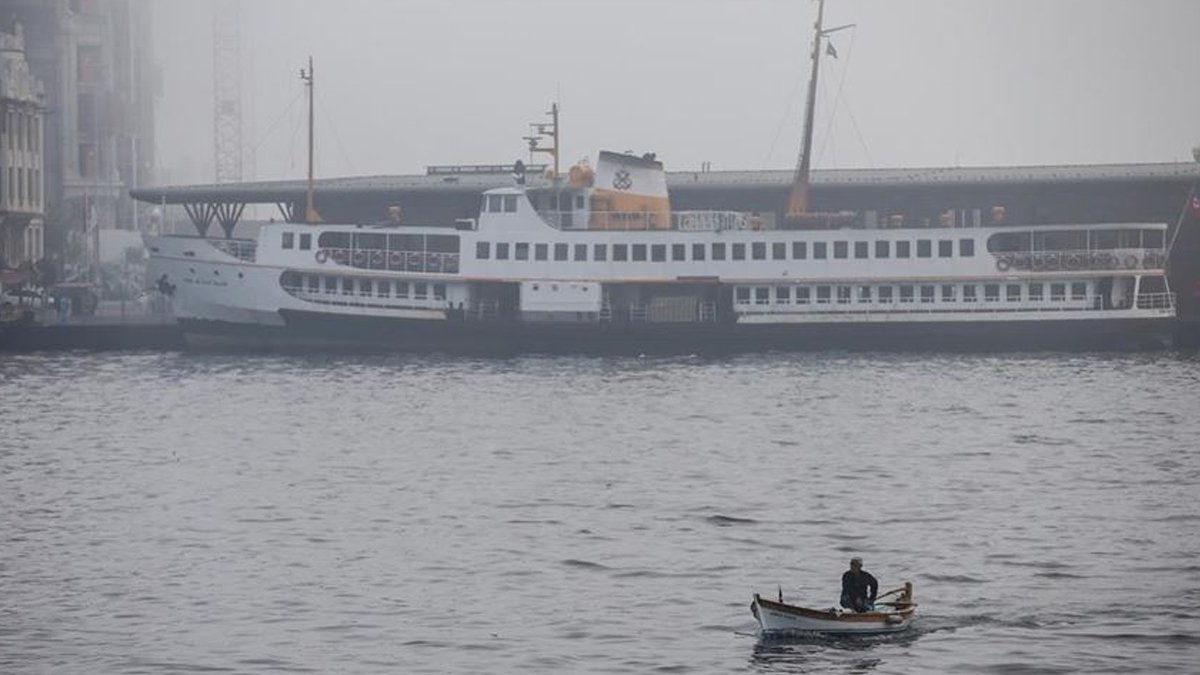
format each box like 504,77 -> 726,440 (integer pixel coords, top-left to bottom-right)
300,56 -> 320,223
212,0 -> 243,184
523,103 -> 560,179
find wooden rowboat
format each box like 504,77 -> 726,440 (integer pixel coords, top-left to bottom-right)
751,582 -> 917,635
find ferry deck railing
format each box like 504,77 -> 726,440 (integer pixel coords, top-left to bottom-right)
206,238 -> 257,262
737,292 -> 1175,316
535,210 -> 756,232
990,248 -> 1167,272
314,247 -> 460,274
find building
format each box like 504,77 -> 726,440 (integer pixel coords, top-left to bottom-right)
0,0 -> 159,280
0,21 -> 46,291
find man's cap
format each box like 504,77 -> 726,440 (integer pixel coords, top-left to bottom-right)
850,557 -> 863,565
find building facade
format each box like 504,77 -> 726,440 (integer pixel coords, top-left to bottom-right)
0,0 -> 159,281
0,22 -> 46,289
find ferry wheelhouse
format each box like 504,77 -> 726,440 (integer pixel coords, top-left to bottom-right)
144,150 -> 1175,353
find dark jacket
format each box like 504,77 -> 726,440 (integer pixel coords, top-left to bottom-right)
841,569 -> 878,604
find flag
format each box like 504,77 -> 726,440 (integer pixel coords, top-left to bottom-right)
1190,192 -> 1200,218
826,41 -> 838,59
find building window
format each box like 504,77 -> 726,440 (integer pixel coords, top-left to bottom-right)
921,285 -> 935,303
938,240 -> 953,257
875,240 -> 890,258
632,244 -> 647,261
712,243 -> 726,261
476,241 -> 491,259
613,244 -> 628,261
574,243 -> 588,261
984,284 -> 1000,302
672,243 -> 686,261
834,241 -> 848,259
496,242 -> 509,260
751,242 -> 766,260
941,284 -> 956,302
896,241 -> 911,258
651,244 -> 666,262
1006,284 -> 1022,302
792,241 -> 807,259
692,243 -> 706,261
1071,282 -> 1087,300
515,242 -> 529,260
854,241 -> 868,259
960,239 -> 975,257
594,244 -> 607,261
814,242 -> 827,259
282,232 -> 295,249
732,243 -> 746,261
917,240 -> 932,258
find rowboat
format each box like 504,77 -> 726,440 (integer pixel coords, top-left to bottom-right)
751,582 -> 917,635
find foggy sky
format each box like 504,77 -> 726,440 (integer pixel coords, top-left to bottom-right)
151,0 -> 1200,186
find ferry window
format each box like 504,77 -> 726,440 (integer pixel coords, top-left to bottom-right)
796,286 -> 811,304
963,285 -> 977,303
324,276 -> 337,293
1071,282 -> 1087,300
921,285 -> 935,303
487,194 -> 503,212
502,195 -> 518,213
594,244 -> 608,261
984,284 -> 1000,302
476,241 -> 490,259
896,241 -> 911,258
752,242 -> 766,260
755,287 -> 770,305
554,243 -> 568,261
378,280 -> 391,297
535,243 -> 548,261
834,241 -> 848,259
712,243 -> 726,261
814,242 -> 827,259
515,243 -> 529,260
360,279 -> 373,296
735,287 -> 751,304
899,285 -> 914,303
434,284 -> 446,301
692,243 -> 706,261
732,243 -> 746,261
415,282 -> 428,300
878,286 -> 893,303
671,244 -> 686,261
1144,231 -> 1164,249
792,242 -> 807,259
496,242 -> 510,260
396,282 -> 409,298
574,244 -> 588,261
613,244 -> 628,261
341,277 -> 354,294
776,286 -> 791,304
307,276 -> 320,292
575,195 -> 585,209
875,240 -> 890,258
938,240 -> 953,258
1050,283 -> 1066,301
651,244 -> 666,262
299,233 -> 312,251
816,285 -> 831,303
772,242 -> 787,260
282,232 -> 295,249
427,235 -> 459,253
854,241 -> 868,259
1029,283 -> 1044,301
837,286 -> 852,304
917,240 -> 932,258
959,239 -> 975,257
941,285 -> 956,302
318,232 -> 351,249
1006,284 -> 1022,302
857,286 -> 871,303
632,244 -> 647,262
356,232 -> 387,251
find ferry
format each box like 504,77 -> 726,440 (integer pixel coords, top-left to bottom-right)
143,3 -> 1175,354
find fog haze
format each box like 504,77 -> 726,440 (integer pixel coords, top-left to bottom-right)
152,0 -> 1200,185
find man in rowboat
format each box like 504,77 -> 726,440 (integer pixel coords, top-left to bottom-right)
840,557 -> 878,612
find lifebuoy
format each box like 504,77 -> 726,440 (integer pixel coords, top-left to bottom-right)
1065,254 -> 1082,270
426,254 -> 442,272
1032,254 -> 1046,271
407,252 -> 423,269
1123,254 -> 1138,269
332,248 -> 348,263
352,250 -> 367,266
996,256 -> 1012,271
370,251 -> 385,267
315,249 -> 329,264
389,251 -> 403,267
